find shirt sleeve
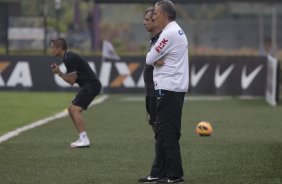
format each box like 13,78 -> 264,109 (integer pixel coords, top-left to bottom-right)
146,31 -> 172,65
65,55 -> 78,74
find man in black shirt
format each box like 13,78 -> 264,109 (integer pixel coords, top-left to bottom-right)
50,38 -> 101,148
143,6 -> 162,131
138,6 -> 162,183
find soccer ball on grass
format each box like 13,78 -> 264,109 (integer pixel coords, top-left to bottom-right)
196,121 -> 213,136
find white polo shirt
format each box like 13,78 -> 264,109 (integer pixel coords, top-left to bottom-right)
146,21 -> 189,92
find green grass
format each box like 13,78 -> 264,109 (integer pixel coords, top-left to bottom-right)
0,94 -> 282,184
0,92 -> 75,135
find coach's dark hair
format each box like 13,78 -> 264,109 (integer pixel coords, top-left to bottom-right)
155,0 -> 176,21
51,38 -> 68,50
145,6 -> 155,19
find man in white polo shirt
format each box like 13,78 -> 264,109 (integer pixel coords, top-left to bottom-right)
138,0 -> 189,183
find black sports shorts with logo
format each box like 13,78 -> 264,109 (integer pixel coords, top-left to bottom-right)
72,80 -> 102,110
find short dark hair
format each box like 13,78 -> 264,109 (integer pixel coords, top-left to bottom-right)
51,38 -> 68,50
155,0 -> 176,21
145,6 -> 155,19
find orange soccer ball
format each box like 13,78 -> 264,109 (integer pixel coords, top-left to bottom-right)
196,121 -> 213,136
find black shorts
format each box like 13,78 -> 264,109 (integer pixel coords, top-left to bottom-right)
72,80 -> 102,110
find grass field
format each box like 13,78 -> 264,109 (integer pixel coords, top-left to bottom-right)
0,92 -> 76,135
0,93 -> 282,184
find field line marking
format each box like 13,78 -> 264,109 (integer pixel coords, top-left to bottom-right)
0,94 -> 109,144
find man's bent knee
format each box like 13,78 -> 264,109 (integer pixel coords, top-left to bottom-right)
68,105 -> 83,115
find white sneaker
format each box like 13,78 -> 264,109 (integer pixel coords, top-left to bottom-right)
70,138 -> 90,148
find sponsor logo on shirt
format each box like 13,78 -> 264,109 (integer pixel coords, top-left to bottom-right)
155,38 -> 168,53
178,29 -> 184,35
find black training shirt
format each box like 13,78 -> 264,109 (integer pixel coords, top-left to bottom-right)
63,50 -> 98,87
143,31 -> 162,96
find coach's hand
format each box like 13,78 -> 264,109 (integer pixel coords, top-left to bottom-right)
154,59 -> 165,66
